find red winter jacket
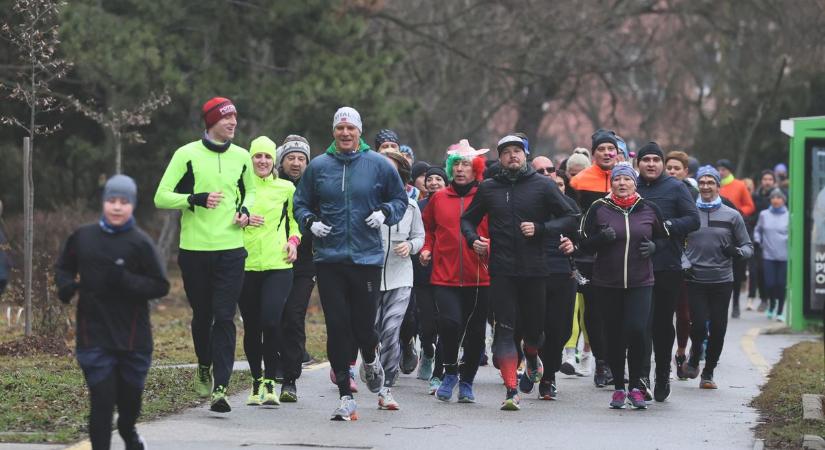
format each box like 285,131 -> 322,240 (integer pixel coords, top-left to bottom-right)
421,184 -> 490,287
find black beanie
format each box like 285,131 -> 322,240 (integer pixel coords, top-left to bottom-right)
411,161 -> 430,181
591,129 -> 618,150
635,141 -> 664,161
425,166 -> 448,183
716,159 -> 735,172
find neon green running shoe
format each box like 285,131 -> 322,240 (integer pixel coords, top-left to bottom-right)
210,385 -> 231,413
194,364 -> 212,398
261,378 -> 280,406
500,388 -> 520,411
246,378 -> 263,406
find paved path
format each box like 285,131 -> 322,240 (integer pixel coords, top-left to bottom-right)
5,308 -> 817,450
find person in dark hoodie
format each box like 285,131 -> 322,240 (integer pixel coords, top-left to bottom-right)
461,134 -> 578,411
56,175 -> 170,450
561,163 -> 669,410
275,134 -> 315,402
635,142 -> 700,403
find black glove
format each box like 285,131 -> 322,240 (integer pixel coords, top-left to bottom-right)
721,245 -> 741,258
599,226 -> 617,243
188,193 -> 210,208
639,239 -> 656,258
58,281 -> 79,304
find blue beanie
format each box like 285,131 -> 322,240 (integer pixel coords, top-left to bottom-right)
399,144 -> 414,161
610,162 -> 637,185
697,165 -> 721,185
103,174 -> 137,206
374,129 -> 399,150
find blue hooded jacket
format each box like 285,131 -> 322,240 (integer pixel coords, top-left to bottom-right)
293,139 -> 408,267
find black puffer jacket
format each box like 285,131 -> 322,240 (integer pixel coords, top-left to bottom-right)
636,172 -> 699,272
461,166 -> 579,277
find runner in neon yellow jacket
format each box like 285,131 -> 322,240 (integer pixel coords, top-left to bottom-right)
154,136 -> 256,251
244,136 -> 301,270
239,135 -> 302,406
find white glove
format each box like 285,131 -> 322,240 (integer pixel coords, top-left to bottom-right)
310,220 -> 332,238
365,209 -> 386,229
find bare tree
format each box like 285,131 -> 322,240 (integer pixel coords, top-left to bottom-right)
0,0 -> 70,336
70,91 -> 172,174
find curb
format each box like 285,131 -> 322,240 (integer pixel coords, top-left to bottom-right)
739,323 -> 786,377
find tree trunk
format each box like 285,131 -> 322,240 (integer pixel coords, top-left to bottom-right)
114,130 -> 122,174
156,210 -> 179,272
23,137 -> 33,337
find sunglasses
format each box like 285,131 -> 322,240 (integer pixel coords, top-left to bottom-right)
536,167 -> 556,174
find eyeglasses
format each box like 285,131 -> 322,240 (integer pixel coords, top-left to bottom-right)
536,167 -> 556,174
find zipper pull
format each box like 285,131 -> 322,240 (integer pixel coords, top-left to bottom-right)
506,192 -> 510,203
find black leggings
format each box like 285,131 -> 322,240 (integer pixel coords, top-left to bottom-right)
280,273 -> 315,382
578,262 -> 607,362
597,285 -> 653,391
644,270 -> 682,378
415,284 -> 437,359
88,371 -> 143,450
400,290 -> 418,350
238,269 -> 293,380
434,285 -> 489,383
316,263 -> 380,397
178,248 -> 246,389
541,273 -> 577,379
490,276 -> 545,390
687,281 -> 733,374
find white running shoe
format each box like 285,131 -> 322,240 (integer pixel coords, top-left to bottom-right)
577,351 -> 594,377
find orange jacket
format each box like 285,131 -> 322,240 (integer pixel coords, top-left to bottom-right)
720,178 -> 755,217
569,164 -> 611,211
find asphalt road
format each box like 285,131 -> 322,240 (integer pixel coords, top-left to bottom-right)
53,307 -> 811,450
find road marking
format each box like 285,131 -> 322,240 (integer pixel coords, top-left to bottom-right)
740,324 -> 785,377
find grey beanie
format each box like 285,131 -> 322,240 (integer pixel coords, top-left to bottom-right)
769,188 -> 787,201
103,174 -> 137,206
610,162 -> 638,185
277,135 -> 311,168
696,165 -> 721,185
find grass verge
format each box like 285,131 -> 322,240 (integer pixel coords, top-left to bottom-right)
751,340 -> 825,449
0,354 -> 248,444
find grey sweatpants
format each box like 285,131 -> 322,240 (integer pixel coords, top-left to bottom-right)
376,286 -> 412,387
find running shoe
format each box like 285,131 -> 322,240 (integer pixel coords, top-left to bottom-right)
518,371 -> 535,394
745,298 -> 755,311
261,378 -> 280,405
604,364 -> 615,385
639,377 -> 653,402
123,432 -> 146,450
757,300 -> 767,312
501,388 -> 520,411
628,388 -> 648,409
360,356 -> 385,393
436,374 -> 458,402
246,378 -> 263,406
331,395 -> 358,421
766,307 -> 775,320
378,387 -> 400,410
210,385 -> 231,413
428,377 -> 441,395
776,313 -> 785,322
538,380 -> 557,400
699,373 -> 717,389
594,360 -> 609,388
417,355 -> 434,381
731,305 -> 740,318
560,348 -> 577,376
654,375 -> 671,402
577,351 -> 593,377
525,355 -> 544,383
458,381 -> 476,403
280,381 -> 298,403
194,364 -> 212,398
610,389 -> 627,409
681,359 -> 700,380
400,338 -> 419,374
675,354 -> 688,380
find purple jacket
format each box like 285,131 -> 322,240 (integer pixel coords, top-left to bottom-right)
578,196 -> 669,289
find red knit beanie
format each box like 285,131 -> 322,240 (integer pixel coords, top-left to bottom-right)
202,97 -> 237,129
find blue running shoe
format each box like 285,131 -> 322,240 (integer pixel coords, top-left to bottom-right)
458,381 -> 475,403
436,374 -> 458,402
518,371 -> 535,394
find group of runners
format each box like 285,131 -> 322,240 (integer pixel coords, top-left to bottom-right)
53,97 -> 790,449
